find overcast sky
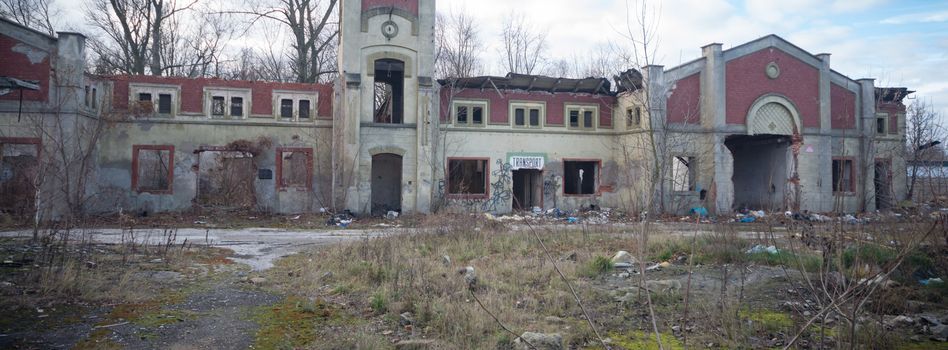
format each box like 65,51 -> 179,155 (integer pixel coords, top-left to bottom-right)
440,0 -> 948,116
53,0 -> 948,116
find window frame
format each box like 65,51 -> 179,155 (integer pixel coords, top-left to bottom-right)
204,87 -> 251,119
272,90 -> 318,121
832,157 -> 856,194
275,147 -> 314,191
445,157 -> 490,199
451,99 -> 489,127
565,103 -> 599,130
131,145 -> 175,194
671,155 -> 698,193
875,113 -> 887,135
509,101 -> 545,129
129,83 -> 180,118
562,158 -> 601,197
627,106 -> 642,129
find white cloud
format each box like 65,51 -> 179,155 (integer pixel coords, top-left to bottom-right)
880,11 -> 948,25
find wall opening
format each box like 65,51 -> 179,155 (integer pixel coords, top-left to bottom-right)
832,158 -> 855,193
447,158 -> 488,197
371,153 -> 403,214
0,141 -> 39,217
133,146 -> 174,193
671,156 -> 697,192
276,148 -> 313,190
512,169 -> 542,210
196,150 -> 256,208
564,160 -> 598,195
874,159 -> 892,210
373,59 -> 404,124
726,134 -> 791,211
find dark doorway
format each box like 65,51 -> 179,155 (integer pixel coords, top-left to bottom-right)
875,159 -> 892,210
373,59 -> 404,124
512,169 -> 542,210
371,153 -> 402,214
0,143 -> 39,217
725,134 -> 791,211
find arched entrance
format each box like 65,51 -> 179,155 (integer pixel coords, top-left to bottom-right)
371,153 -> 402,214
727,95 -> 801,211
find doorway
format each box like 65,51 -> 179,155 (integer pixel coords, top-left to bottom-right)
875,159 -> 892,210
725,134 -> 792,211
371,153 -> 402,214
512,169 -> 542,210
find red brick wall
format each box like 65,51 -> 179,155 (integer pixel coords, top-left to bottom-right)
667,73 -> 700,124
441,88 -> 615,128
878,102 -> 906,134
0,34 -> 50,102
109,75 -> 333,119
830,83 -> 856,129
725,48 -> 820,128
362,0 -> 418,16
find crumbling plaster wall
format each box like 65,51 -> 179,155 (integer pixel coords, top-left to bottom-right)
95,122 -> 333,214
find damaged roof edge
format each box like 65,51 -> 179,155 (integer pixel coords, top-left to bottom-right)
438,72 -> 617,96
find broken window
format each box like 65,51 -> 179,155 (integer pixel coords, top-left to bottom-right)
374,59 -> 404,124
566,105 -> 597,130
626,107 -> 642,128
672,156 -> 696,192
453,101 -> 487,127
564,160 -> 598,195
447,158 -> 488,196
876,115 -> 886,134
230,97 -> 243,117
832,158 -> 854,192
212,96 -> 226,116
157,94 -> 172,114
84,86 -> 90,107
511,102 -> 543,127
0,139 -> 40,216
91,88 -> 97,109
277,148 -> 313,190
134,146 -> 174,193
298,99 -> 311,119
280,99 -> 293,118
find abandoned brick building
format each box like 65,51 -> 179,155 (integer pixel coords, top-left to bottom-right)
0,0 -> 912,218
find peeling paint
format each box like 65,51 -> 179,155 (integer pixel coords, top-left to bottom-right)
12,43 -> 47,64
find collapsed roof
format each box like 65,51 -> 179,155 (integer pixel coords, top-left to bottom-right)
875,87 -> 914,104
439,72 -> 614,95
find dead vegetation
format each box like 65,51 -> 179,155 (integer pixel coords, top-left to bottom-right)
258,213 -> 948,349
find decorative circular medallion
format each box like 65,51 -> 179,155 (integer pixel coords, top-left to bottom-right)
381,20 -> 399,39
765,62 -> 780,79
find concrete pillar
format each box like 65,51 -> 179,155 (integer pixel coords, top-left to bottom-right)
700,42 -> 733,213
857,78 -> 876,211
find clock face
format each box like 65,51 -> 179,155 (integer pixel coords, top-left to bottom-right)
381,21 -> 399,39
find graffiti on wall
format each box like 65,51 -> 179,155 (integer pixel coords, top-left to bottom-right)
434,159 -> 514,212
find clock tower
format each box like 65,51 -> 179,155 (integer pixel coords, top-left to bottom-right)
333,0 -> 437,214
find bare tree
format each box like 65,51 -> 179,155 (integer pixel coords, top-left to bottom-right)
435,11 -> 482,79
904,99 -> 946,200
85,0 -> 198,76
225,0 -> 338,83
498,12 -> 547,75
0,0 -> 59,35
545,45 -> 626,78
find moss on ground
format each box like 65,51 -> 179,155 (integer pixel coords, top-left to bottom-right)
250,296 -> 353,349
607,331 -> 684,350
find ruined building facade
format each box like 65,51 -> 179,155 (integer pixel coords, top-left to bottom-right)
0,1 -> 911,218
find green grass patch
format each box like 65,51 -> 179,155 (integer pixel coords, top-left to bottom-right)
370,291 -> 387,314
252,296 -> 350,349
606,330 -> 684,350
746,250 -> 822,271
741,309 -> 793,333
843,244 -> 897,269
579,256 -> 614,278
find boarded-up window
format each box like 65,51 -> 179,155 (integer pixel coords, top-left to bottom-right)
231,97 -> 243,117
447,158 -> 488,196
134,146 -> 174,193
158,94 -> 172,114
564,160 -> 597,195
299,99 -> 311,119
277,148 -> 313,190
672,156 -> 696,192
280,99 -> 293,118
832,158 -> 854,192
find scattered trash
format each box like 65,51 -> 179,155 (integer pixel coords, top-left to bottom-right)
690,207 -> 708,217
290,215 -> 301,220
920,278 -> 944,286
750,210 -> 766,218
385,211 -> 399,220
746,245 -> 779,255
532,206 -> 542,215
611,250 -> 636,265
566,217 -> 578,224
739,216 -> 756,223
